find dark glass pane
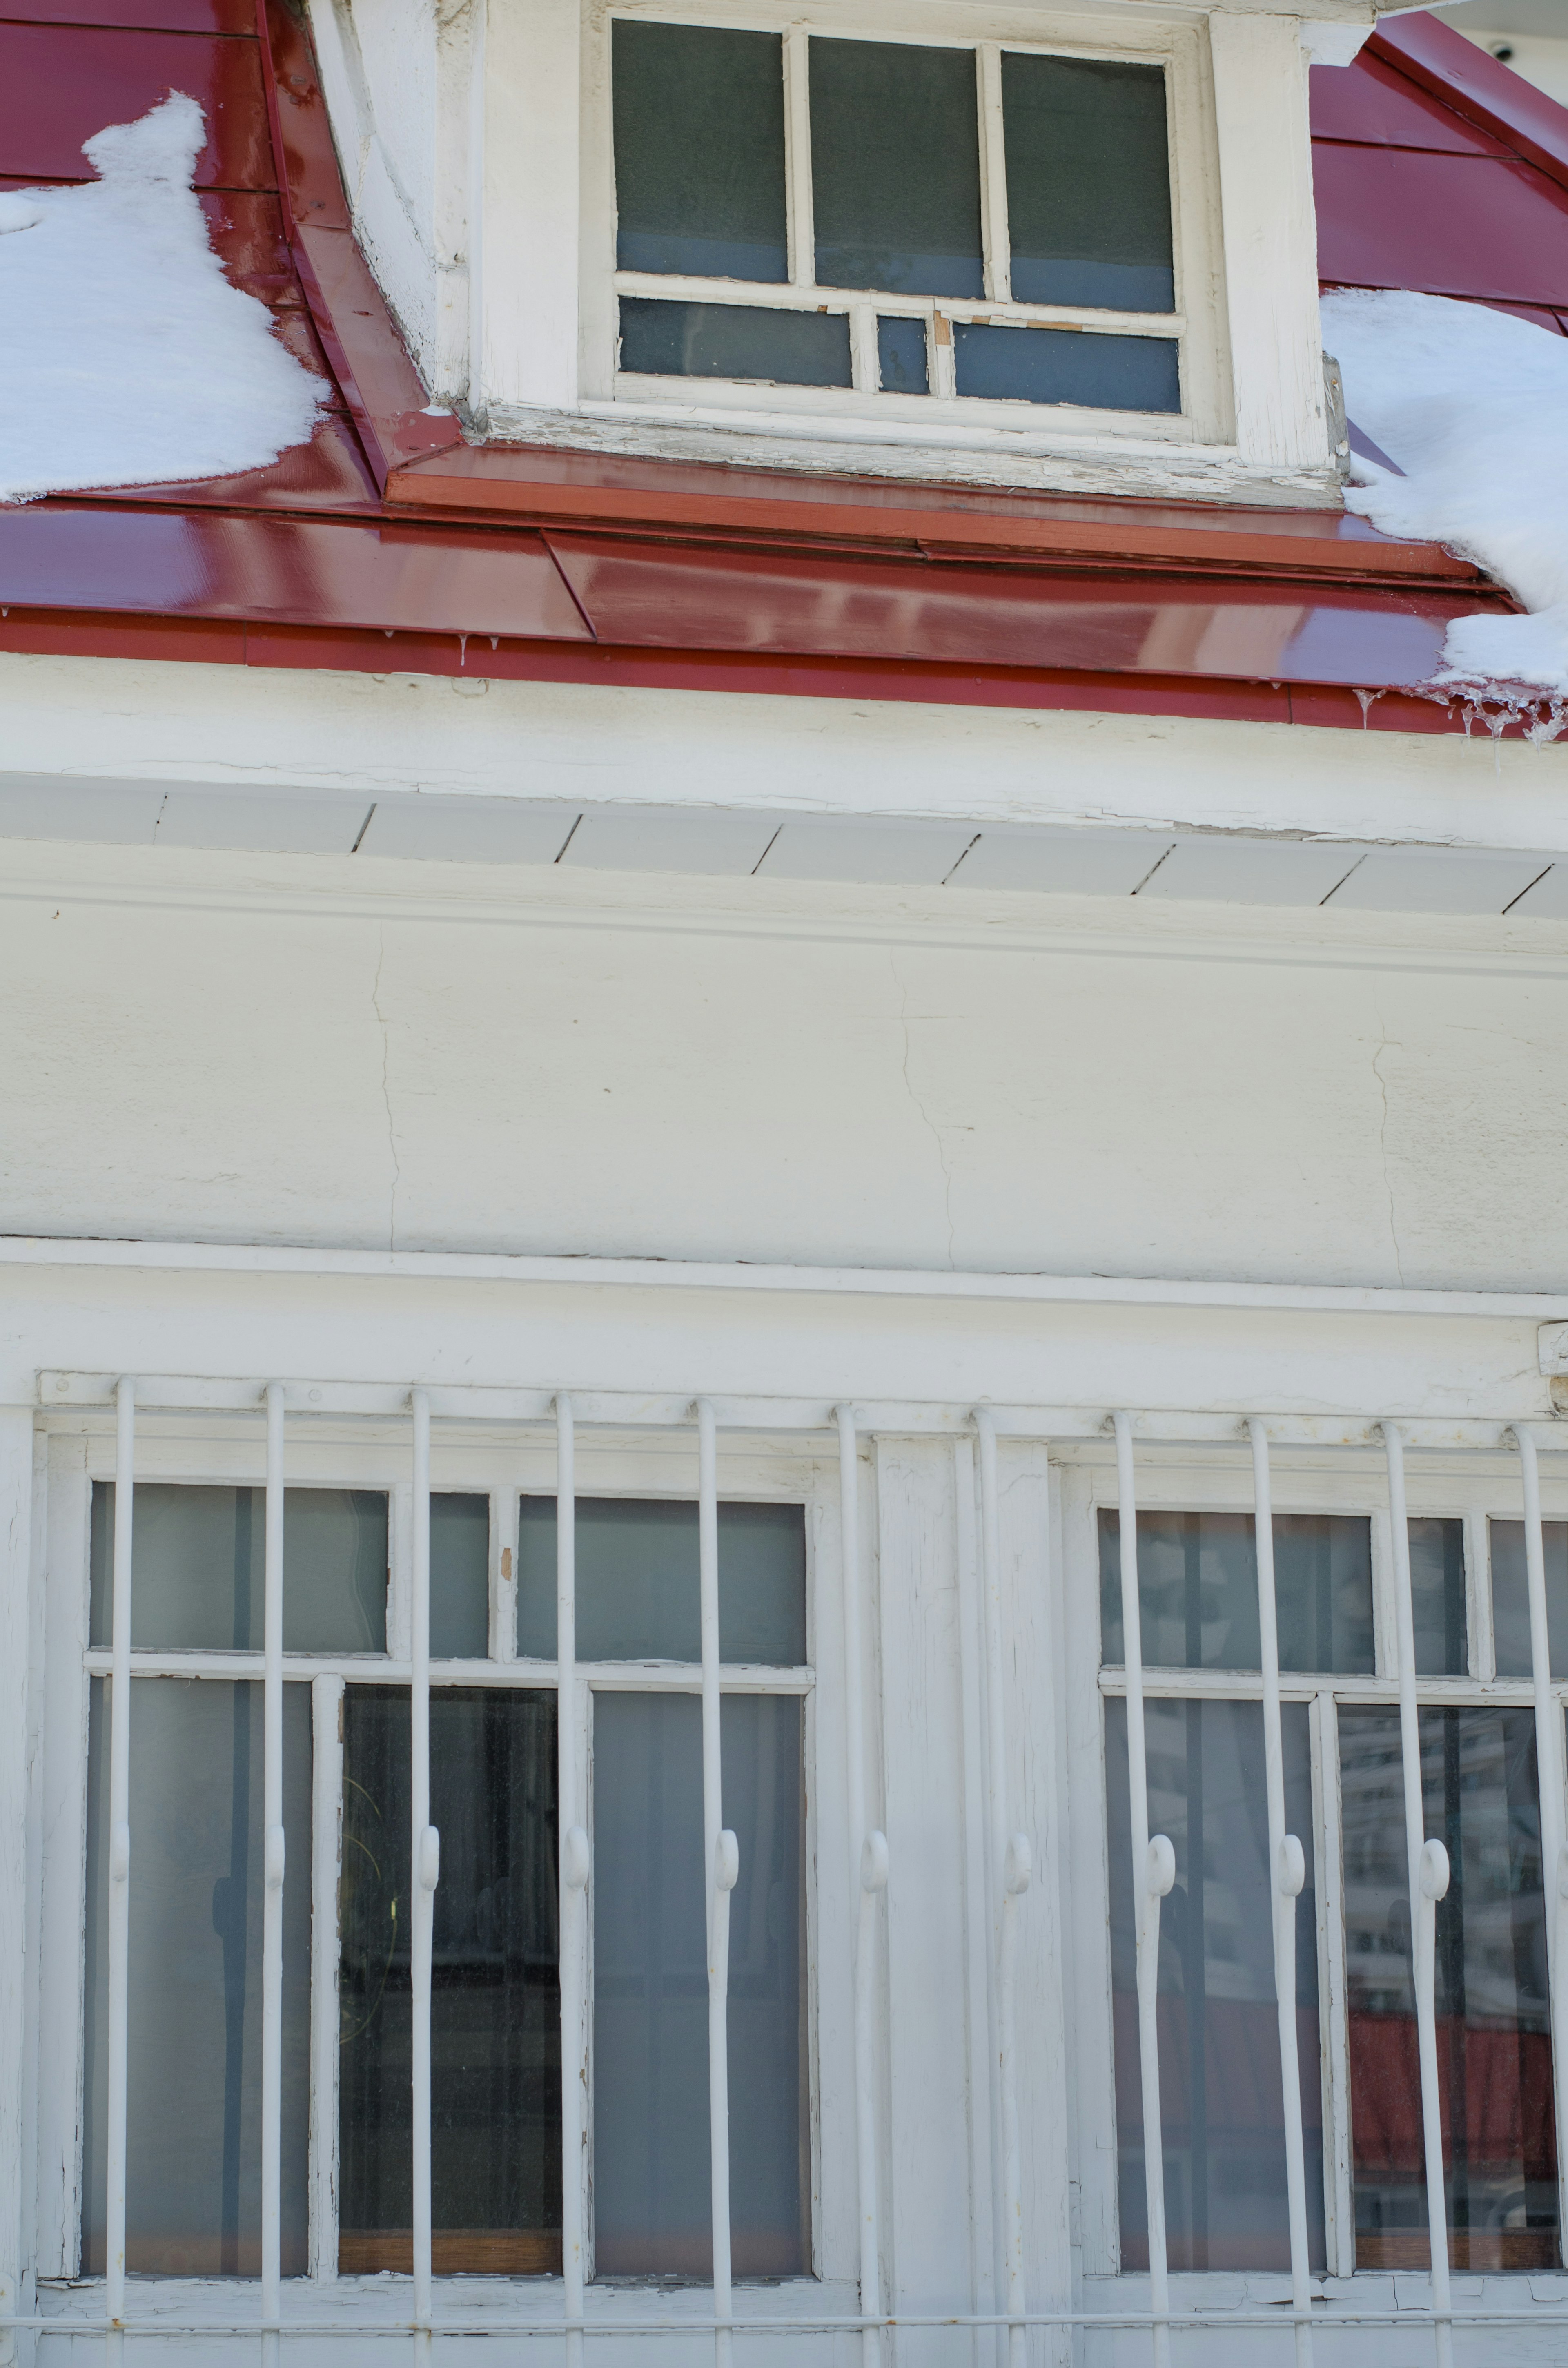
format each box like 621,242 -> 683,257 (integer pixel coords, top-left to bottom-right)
1107,1697 -> 1324,2272
1002,54 -> 1174,312
430,1494 -> 490,1661
619,297 -> 851,387
593,1691 -> 805,2276
517,1499 -> 806,1666
612,21 -> 787,283
82,1679 -> 311,2275
953,320 -> 1179,411
338,1687 -> 561,2274
1410,1518 -> 1468,1678
1340,1706 -> 1557,2270
809,39 -> 984,297
1100,1509 -> 1375,1675
877,314 -> 929,394
90,1483 -> 387,1654
1492,1520 -> 1568,1680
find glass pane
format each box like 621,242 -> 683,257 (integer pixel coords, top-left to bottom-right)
1492,1520 -> 1568,1679
1341,1705 -> 1557,2270
1099,1509 -> 1375,1675
1106,1696 -> 1324,2271
338,1687 -> 561,2274
81,1679 -> 311,2274
90,1483 -> 388,1654
592,1691 -> 806,2276
1002,54 -> 1174,312
430,1494 -> 490,1660
953,320 -> 1179,411
876,314 -> 929,394
612,21 -> 787,283
619,297 -> 851,387
517,1499 -> 806,1666
1411,1518 -> 1467,1678
809,38 -> 984,298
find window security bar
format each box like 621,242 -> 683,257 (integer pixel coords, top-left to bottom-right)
41,1369 -> 1568,2359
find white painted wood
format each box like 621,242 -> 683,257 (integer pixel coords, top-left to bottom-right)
1135,840 -> 1365,907
952,1437 -> 999,2368
976,45 -> 1010,308
479,0 -> 582,411
947,831 -> 1175,896
0,1411 -> 33,2365
783,27 -> 814,290
33,1444 -> 91,2283
558,807 -> 779,875
1325,846 -> 1556,915
491,1483 -> 519,1662
1310,1688 -> 1354,2280
307,1673 -> 344,2281
757,820 -> 977,885
152,791 -> 374,857
356,800 -> 579,866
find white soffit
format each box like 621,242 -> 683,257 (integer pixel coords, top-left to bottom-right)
1503,864 -> 1568,919
559,804 -> 780,875
948,827 -> 1174,894
154,789 -> 374,855
359,797 -> 578,864
0,776 -> 168,844
1323,844 -> 1555,914
758,818 -> 979,885
1136,837 -> 1367,905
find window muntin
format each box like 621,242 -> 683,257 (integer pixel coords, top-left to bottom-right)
607,17 -> 1182,418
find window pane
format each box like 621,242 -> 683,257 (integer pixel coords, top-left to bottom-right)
592,1691 -> 806,2276
430,1494 -> 490,1660
810,39 -> 984,298
90,1483 -> 388,1654
876,314 -> 929,394
517,1499 -> 806,1665
1411,1518 -> 1467,1678
338,1687 -> 561,2273
1492,1520 -> 1568,1679
1002,54 -> 1174,312
619,296 -> 852,388
81,1678 -> 311,2274
1106,1696 -> 1324,2271
1341,1706 -> 1557,2270
952,321 -> 1179,412
1099,1509 -> 1375,1675
612,21 -> 787,283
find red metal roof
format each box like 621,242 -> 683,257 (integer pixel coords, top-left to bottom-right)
1,0 -> 1564,735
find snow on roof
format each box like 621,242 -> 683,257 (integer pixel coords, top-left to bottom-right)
0,93 -> 325,505
1323,286 -> 1568,700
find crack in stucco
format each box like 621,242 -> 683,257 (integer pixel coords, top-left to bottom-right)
1371,998 -> 1405,1288
891,950 -> 955,1268
372,926 -> 400,1253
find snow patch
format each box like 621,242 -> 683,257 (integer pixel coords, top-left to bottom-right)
1323,288 -> 1568,702
0,93 -> 327,504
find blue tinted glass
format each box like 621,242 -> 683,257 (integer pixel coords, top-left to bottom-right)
1002,54 -> 1174,312
1492,1520 -> 1568,1679
619,297 -> 852,387
1100,1509 -> 1375,1675
90,1483 -> 387,1654
953,320 -> 1179,411
810,38 -> 984,298
517,1498 -> 806,1665
612,22 -> 787,282
430,1493 -> 490,1660
877,315 -> 929,394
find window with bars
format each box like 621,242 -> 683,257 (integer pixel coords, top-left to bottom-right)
608,16 -> 1183,416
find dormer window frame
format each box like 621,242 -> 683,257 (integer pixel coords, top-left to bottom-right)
574,0 -> 1234,455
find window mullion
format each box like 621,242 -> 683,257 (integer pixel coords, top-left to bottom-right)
307,1671 -> 345,2281
976,44 -> 1011,307
1310,1686 -> 1355,2277
849,305 -> 877,395
783,27 -> 814,289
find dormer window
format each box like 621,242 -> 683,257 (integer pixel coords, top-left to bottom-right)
604,12 -> 1204,429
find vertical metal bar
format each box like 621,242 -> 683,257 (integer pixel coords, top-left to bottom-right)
409,1391 -> 436,2356
307,1672 -> 344,2281
697,1401 -> 736,2367
976,43 -> 1011,304
1111,1413 -> 1173,2368
1510,1427 -> 1568,2248
974,1409 -> 1028,2368
835,1408 -> 885,2366
782,26 -> 814,287
1247,1422 -> 1313,2366
1381,1424 -> 1452,2368
556,1397 -> 588,2367
261,1386 -> 286,2361
105,1378 -> 135,2367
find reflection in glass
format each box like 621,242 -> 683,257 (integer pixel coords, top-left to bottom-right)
619,297 -> 852,388
1410,1518 -> 1467,1678
1002,54 -> 1174,312
953,321 -> 1179,412
612,22 -> 788,283
877,314 -> 929,395
1099,1508 -> 1375,1675
90,1483 -> 388,1654
517,1498 -> 807,1666
809,39 -> 984,298
338,1688 -> 561,2273
82,1679 -> 312,2274
1341,1706 -> 1557,2270
593,1692 -> 806,2276
1107,1697 -> 1324,2271
1492,1520 -> 1568,1680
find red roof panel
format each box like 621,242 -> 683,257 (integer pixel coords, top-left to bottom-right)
1314,143 -> 1568,305
1309,50 -> 1509,153
0,20 -> 273,186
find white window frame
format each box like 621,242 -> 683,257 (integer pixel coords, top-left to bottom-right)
574,0 -> 1232,452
